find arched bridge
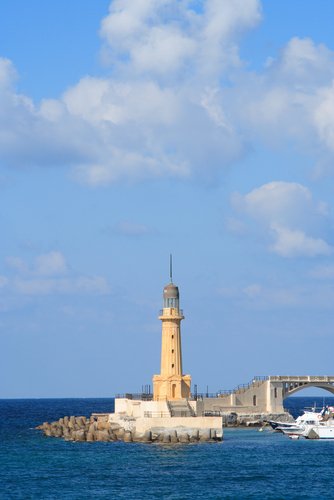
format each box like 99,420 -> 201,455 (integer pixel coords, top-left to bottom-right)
268,375 -> 334,397
201,375 -> 334,414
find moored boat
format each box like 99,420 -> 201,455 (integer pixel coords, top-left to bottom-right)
269,410 -> 322,432
281,407 -> 334,439
305,422 -> 334,439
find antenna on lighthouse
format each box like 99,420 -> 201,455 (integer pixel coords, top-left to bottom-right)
170,254 -> 173,283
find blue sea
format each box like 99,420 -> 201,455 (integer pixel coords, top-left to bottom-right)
2,397 -> 334,499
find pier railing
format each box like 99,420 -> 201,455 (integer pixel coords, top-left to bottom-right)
143,411 -> 170,418
115,393 -> 154,401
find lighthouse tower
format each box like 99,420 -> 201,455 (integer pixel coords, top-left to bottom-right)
153,258 -> 191,401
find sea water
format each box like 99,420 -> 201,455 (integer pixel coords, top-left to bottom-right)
1,397 -> 334,499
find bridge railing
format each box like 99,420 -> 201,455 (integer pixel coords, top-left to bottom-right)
233,376 -> 268,394
198,377 -> 266,397
269,376 -> 334,383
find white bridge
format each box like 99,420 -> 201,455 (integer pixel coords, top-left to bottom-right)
201,375 -> 334,414
268,375 -> 334,397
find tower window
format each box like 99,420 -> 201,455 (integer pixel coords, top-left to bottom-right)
172,364 -> 174,368
171,335 -> 174,339
171,349 -> 174,353
274,388 -> 277,398
253,395 -> 257,406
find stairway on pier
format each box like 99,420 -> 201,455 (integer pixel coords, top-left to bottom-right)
168,399 -> 195,417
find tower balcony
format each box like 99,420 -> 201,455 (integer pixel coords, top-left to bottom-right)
159,308 -> 184,318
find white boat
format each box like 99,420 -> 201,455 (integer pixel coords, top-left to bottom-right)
283,420 -> 334,440
281,407 -> 334,439
271,410 -> 322,432
306,421 -> 334,439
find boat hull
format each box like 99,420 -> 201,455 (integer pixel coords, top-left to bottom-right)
305,426 -> 334,439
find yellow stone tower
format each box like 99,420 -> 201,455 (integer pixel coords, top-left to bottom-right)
153,258 -> 191,401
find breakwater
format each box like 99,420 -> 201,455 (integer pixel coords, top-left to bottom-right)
37,414 -> 221,443
222,411 -> 292,427
36,411 -> 293,443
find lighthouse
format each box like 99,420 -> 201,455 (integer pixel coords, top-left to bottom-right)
153,257 -> 191,401
107,257 -> 223,442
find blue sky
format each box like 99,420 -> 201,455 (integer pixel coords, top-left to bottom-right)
1,0 -> 334,398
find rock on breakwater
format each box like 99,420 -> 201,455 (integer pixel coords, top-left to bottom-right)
36,414 -> 222,443
221,412 -> 293,427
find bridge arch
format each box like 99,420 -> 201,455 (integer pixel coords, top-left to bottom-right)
266,376 -> 334,411
283,382 -> 334,398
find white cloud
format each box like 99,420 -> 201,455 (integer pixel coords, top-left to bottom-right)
220,281 -> 334,309
231,181 -> 332,258
270,37 -> 334,84
233,181 -> 314,226
34,251 -> 67,276
100,0 -> 262,77
0,252 -> 110,296
313,83 -> 334,152
0,58 -> 17,88
13,276 -> 109,296
201,0 -> 262,74
100,0 -> 160,51
225,37 -> 334,162
0,1 -> 262,184
7,251 -> 67,276
219,283 -> 302,307
3,3 -> 334,184
129,26 -> 196,75
270,224 -> 332,258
